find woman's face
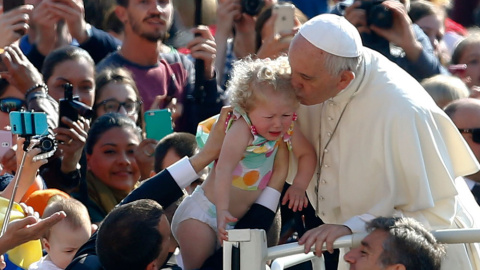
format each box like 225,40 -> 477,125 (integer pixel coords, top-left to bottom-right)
46,59 -> 95,107
458,43 -> 480,88
415,14 -> 444,57
0,84 -> 25,131
95,82 -> 139,123
86,127 -> 141,191
0,84 -> 26,145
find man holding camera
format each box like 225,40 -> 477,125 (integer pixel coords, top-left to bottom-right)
96,0 -> 224,134
334,0 -> 448,81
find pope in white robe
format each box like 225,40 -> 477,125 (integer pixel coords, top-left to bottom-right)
286,14 -> 480,269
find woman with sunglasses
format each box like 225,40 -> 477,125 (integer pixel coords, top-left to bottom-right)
0,79 -> 27,174
0,78 -> 46,206
93,67 -> 156,180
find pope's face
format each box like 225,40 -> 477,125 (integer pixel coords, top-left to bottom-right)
288,36 -> 344,105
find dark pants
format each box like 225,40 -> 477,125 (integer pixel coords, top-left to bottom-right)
281,184 -> 340,270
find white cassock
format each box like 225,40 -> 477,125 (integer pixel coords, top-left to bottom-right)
287,47 -> 480,269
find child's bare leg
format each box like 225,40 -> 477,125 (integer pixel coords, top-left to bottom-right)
176,219 -> 217,270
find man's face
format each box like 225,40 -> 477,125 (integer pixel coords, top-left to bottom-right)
122,0 -> 173,42
288,36 -> 343,105
344,230 -> 389,270
154,215 -> 172,269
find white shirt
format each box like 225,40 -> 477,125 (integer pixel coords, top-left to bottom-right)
287,48 -> 480,269
28,256 -> 62,270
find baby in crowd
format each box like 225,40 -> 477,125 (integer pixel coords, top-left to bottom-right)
28,198 -> 92,270
172,56 -> 316,269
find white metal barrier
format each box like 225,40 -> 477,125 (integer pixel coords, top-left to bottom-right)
223,228 -> 480,270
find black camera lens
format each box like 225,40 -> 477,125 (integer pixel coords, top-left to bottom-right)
241,0 -> 265,16
34,136 -> 57,153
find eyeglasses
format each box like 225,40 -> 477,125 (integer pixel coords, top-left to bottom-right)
95,99 -> 142,116
459,128 -> 480,144
0,98 -> 26,113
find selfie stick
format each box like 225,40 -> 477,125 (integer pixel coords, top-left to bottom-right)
0,113 -> 36,237
0,148 -> 29,236
193,0 -> 206,102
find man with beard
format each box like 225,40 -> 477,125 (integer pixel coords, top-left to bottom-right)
96,0 -> 224,134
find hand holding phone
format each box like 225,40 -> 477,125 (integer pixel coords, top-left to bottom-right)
2,0 -> 27,36
273,3 -> 295,42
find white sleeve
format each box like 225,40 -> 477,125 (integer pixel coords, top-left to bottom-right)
166,156 -> 199,189
255,187 -> 281,212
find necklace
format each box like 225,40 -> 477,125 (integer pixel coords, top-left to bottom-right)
314,60 -> 366,213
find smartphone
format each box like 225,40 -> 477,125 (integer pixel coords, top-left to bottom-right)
273,3 -> 295,42
9,111 -> 49,136
144,109 -> 173,141
3,0 -> 25,12
3,0 -> 26,35
0,130 -> 12,159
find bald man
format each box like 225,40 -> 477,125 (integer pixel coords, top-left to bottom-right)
445,98 -> 480,205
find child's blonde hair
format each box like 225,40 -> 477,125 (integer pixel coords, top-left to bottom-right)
227,56 -> 298,113
421,74 -> 470,108
42,198 -> 91,239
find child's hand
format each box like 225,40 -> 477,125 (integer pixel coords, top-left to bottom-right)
216,209 -> 238,244
282,185 -> 308,212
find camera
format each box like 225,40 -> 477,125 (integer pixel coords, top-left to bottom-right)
32,135 -> 56,154
31,134 -> 57,161
58,83 -> 94,129
9,111 -> 57,157
241,0 -> 265,16
358,0 -> 393,29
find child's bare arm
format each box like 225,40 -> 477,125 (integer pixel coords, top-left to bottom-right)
282,125 -> 316,211
190,106 -> 233,173
214,119 -> 252,241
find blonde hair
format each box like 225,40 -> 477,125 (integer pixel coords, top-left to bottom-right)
42,198 -> 91,239
421,74 -> 470,108
227,56 -> 298,113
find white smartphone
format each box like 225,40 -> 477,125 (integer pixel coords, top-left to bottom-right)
0,130 -> 12,160
273,3 -> 295,42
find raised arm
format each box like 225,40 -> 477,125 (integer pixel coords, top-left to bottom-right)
214,118 -> 251,242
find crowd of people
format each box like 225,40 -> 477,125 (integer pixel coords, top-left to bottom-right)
0,0 -> 480,269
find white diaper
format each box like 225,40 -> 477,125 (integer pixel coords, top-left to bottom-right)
171,186 -> 218,241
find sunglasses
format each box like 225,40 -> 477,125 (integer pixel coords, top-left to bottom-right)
459,128 -> 480,144
0,98 -> 26,113
95,99 -> 142,116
